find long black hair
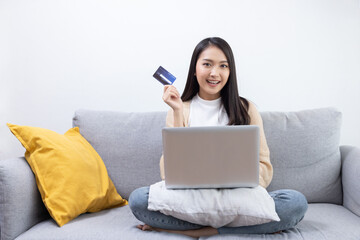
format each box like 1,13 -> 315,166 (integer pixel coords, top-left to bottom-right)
181,37 -> 250,125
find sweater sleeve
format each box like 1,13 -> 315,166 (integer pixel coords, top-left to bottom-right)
248,101 -> 273,188
159,108 -> 176,180
159,102 -> 190,180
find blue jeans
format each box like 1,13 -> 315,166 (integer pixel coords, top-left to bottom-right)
129,186 -> 308,234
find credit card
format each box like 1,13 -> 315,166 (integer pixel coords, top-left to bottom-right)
153,66 -> 176,85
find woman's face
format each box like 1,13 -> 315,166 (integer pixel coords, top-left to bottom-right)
195,46 -> 230,100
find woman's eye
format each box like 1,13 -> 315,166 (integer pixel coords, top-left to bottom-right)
203,63 -> 211,67
221,64 -> 228,68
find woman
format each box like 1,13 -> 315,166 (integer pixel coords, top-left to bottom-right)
129,37 -> 308,238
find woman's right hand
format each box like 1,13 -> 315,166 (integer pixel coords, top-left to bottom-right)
162,85 -> 183,112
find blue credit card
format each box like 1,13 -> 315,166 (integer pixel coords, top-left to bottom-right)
153,66 -> 176,85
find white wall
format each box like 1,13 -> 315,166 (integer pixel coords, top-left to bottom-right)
1,0 -> 360,160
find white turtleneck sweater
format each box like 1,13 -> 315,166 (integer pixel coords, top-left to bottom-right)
189,94 -> 229,127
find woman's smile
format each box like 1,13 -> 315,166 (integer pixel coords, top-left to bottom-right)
206,79 -> 221,86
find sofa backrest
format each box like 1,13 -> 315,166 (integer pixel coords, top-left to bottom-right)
73,108 -> 342,204
261,108 -> 342,204
73,110 -> 166,200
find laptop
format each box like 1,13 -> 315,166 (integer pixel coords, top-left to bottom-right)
162,125 -> 260,189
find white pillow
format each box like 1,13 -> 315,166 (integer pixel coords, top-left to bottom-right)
148,181 -> 280,228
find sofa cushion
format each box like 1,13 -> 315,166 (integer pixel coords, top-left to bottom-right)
73,110 -> 167,200
15,205 -> 187,240
261,108 -> 342,204
199,204 -> 360,240
15,204 -> 360,240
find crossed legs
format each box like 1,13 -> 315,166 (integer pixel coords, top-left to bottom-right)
129,186 -> 308,237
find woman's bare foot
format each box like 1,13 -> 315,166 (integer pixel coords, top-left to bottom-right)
136,224 -> 154,231
136,224 -> 218,238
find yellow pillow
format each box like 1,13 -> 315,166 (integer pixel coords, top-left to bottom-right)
7,123 -> 127,227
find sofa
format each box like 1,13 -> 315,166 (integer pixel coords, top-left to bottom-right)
1,107 -> 359,240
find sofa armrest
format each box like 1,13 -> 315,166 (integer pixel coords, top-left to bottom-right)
0,157 -> 49,240
341,145 -> 360,217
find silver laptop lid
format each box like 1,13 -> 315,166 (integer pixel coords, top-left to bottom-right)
162,125 -> 259,189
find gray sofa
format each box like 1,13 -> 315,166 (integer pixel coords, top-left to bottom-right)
1,108 -> 360,240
